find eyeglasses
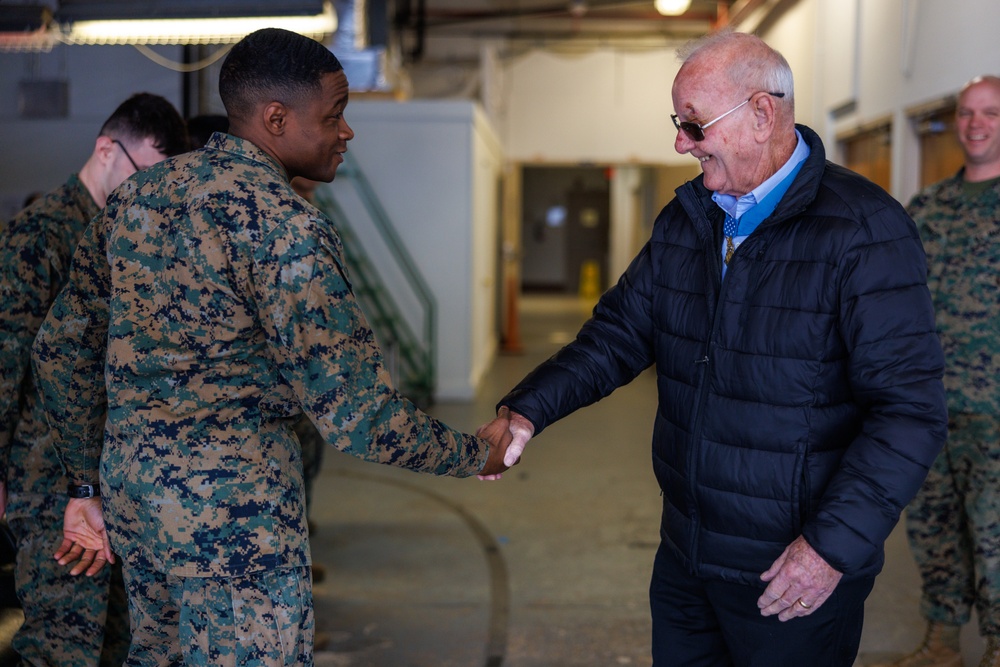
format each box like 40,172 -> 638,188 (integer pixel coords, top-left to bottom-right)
671,91 -> 786,142
112,139 -> 140,172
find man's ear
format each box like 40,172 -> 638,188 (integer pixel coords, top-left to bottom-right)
94,135 -> 116,166
262,101 -> 288,137
751,92 -> 777,141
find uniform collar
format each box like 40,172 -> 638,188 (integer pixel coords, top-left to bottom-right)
206,132 -> 290,182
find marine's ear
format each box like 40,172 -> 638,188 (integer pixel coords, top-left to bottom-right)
261,101 -> 289,137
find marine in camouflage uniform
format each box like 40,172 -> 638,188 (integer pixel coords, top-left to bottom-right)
906,169 -> 1000,635
0,92 -> 187,667
288,178 -> 327,542
31,29 -> 507,665
0,175 -> 131,667
294,418 -> 324,527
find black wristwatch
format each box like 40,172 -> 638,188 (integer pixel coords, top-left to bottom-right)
67,483 -> 100,499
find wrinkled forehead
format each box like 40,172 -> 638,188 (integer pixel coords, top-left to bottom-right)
672,59 -> 735,111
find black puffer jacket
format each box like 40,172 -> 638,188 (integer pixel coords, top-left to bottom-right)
502,125 -> 947,585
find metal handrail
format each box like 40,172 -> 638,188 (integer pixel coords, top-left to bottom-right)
312,161 -> 437,403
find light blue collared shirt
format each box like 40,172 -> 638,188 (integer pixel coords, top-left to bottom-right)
713,129 -> 810,275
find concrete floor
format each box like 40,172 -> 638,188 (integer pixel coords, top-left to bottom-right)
0,295 -> 990,666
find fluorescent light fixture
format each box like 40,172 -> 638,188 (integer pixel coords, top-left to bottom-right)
63,0 -> 336,45
654,0 -> 692,16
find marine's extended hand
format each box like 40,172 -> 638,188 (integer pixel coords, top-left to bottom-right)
55,497 -> 114,577
477,406 -> 534,481
757,535 -> 842,621
476,406 -> 516,477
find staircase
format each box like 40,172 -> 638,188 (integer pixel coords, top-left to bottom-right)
311,164 -> 437,408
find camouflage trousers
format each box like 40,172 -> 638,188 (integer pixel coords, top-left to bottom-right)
905,412 -> 1000,635
6,491 -> 130,667
122,562 -> 314,666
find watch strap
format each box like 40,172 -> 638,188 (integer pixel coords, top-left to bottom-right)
67,483 -> 100,499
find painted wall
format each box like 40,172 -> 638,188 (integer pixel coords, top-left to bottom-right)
469,104 -> 504,395
503,47 -> 691,167
0,44 -> 184,218
328,100 -> 502,401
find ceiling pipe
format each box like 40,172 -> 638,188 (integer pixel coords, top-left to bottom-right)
715,0 -> 769,30
714,0 -> 729,27
392,0 -> 426,62
417,0 -> 718,28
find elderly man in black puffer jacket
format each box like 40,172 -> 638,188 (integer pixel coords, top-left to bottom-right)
481,31 -> 947,667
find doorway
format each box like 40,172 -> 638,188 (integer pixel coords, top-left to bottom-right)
839,121 -> 893,192
914,103 -> 964,187
520,166 -> 611,295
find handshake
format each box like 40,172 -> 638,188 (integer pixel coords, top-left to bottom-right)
475,406 -> 534,479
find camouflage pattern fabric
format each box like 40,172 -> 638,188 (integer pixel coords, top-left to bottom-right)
905,173 -> 1000,635
293,417 -> 324,517
123,561 -> 312,666
0,175 -> 130,665
911,173 -> 1000,415
8,493 -> 130,667
32,132 -> 492,581
905,413 -> 1000,634
1,175 -> 96,493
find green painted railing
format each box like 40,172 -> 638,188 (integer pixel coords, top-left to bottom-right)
312,163 -> 437,407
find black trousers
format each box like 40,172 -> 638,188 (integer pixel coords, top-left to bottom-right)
649,541 -> 875,667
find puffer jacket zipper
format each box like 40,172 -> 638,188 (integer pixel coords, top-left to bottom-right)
679,190 -> 726,570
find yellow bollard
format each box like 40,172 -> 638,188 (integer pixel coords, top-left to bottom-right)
578,260 -> 601,299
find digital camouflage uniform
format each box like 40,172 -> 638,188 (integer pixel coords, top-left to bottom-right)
906,171 -> 1000,635
292,191 -> 325,560
0,174 -> 130,666
31,133 -> 492,665
294,418 -> 324,523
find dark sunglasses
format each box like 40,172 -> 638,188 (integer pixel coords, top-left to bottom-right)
671,91 -> 786,142
112,139 -> 140,172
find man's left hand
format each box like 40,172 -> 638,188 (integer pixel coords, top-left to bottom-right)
55,497 -> 114,577
757,535 -> 842,621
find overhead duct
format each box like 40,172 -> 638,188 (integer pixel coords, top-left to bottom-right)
332,0 -> 394,93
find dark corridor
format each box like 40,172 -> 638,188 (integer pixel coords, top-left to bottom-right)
520,166 -> 611,295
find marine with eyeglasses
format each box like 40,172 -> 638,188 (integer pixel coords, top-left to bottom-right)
0,92 -> 188,667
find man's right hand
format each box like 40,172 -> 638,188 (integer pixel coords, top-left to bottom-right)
476,406 -> 515,477
477,406 -> 534,480
55,496 -> 114,577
